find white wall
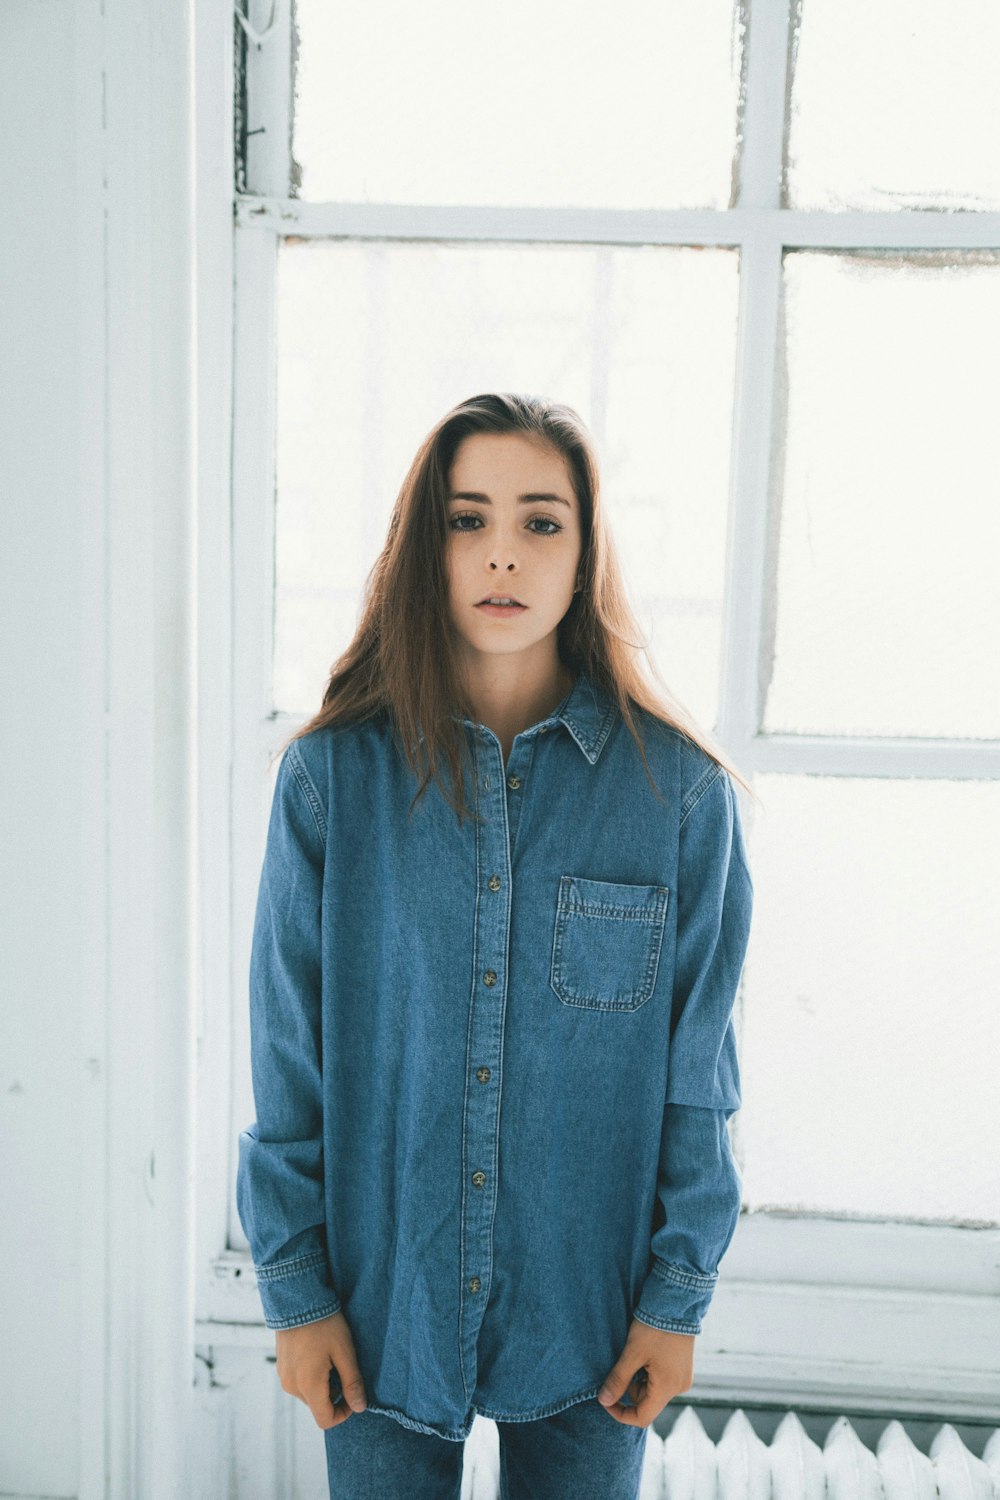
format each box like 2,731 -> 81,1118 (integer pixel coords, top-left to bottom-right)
1,1 -> 204,1495
1,4 -> 84,1495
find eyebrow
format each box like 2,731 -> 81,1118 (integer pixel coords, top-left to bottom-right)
449,490 -> 572,509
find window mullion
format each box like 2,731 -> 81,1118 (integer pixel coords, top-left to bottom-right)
242,0 -> 294,198
716,226 -> 784,765
738,0 -> 794,212
716,0 -> 789,763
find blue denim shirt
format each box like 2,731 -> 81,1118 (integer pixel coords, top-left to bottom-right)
236,669 -> 753,1442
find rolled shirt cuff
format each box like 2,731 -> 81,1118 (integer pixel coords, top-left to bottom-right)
253,1249 -> 342,1330
632,1255 -> 719,1336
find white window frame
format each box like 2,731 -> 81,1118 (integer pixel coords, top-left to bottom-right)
197,0 -> 1000,1422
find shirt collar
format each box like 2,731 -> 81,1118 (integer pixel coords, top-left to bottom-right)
456,667 -> 619,766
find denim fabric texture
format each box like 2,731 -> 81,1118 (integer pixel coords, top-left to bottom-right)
323,1397 -> 649,1500
236,669 -> 754,1443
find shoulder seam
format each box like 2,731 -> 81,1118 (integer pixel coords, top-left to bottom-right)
679,762 -> 723,828
286,742 -> 328,845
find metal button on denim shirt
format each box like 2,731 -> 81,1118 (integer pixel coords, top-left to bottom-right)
236,669 -> 754,1443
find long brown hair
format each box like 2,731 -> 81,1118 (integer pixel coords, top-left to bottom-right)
280,391 -> 755,824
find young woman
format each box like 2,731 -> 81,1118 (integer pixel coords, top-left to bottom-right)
236,391 -> 756,1500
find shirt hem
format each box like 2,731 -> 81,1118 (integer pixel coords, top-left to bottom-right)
362,1382 -> 604,1443
475,1381 -> 604,1425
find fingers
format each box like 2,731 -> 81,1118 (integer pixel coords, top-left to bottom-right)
605,1383 -> 658,1427
305,1371 -> 339,1430
598,1362 -> 646,1411
599,1321 -> 696,1425
274,1315 -> 369,1431
320,1367 -> 370,1430
339,1370 -> 369,1414
599,1368 -> 653,1425
302,1361 -> 371,1430
600,1365 -> 691,1427
297,1364 -> 364,1430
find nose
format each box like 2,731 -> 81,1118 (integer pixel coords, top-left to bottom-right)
487,539 -> 518,573
484,517 -> 521,575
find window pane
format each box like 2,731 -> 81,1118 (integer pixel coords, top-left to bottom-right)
740,774 -> 1000,1225
763,250 -> 1000,741
292,0 -> 744,209
786,0 -> 1000,211
273,238 -> 740,728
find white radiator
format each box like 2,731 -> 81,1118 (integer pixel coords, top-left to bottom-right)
459,1408 -> 1000,1500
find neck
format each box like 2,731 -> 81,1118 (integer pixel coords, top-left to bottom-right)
458,651 -> 576,752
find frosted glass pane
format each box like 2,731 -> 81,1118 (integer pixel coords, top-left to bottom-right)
786,0 -> 1000,211
293,0 -> 744,209
763,250 -> 1000,740
273,238 -> 739,725
740,774 -> 1000,1225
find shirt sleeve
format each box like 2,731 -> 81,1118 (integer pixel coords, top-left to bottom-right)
235,741 -> 342,1331
632,763 -> 753,1336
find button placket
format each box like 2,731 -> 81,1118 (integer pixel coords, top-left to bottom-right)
459,727 -> 513,1376
500,732 -> 537,853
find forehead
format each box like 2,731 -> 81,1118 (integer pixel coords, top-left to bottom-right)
449,431 -> 575,501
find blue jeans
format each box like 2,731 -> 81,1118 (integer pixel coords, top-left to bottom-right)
323,1398 -> 649,1500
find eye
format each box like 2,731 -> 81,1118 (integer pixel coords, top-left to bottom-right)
447,512 -> 563,536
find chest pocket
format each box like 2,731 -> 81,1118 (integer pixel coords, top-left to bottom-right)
550,875 -> 669,1013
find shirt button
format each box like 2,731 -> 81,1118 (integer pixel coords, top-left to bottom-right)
483,969 -> 497,986
476,1066 -> 491,1083
506,774 -> 521,789
488,874 -> 501,891
472,1171 -> 487,1188
468,1277 -> 482,1293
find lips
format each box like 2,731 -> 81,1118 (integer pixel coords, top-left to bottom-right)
476,595 -> 525,606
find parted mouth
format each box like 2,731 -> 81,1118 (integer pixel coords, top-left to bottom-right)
476,593 -> 525,606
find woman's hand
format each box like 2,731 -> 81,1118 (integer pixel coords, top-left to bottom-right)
597,1320 -> 695,1427
275,1310 -> 369,1429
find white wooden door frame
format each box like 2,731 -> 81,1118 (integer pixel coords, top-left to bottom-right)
75,0 -> 213,1494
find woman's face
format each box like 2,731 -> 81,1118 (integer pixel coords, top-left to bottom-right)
444,431 -> 583,669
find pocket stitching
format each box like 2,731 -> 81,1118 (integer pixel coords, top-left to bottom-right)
550,876 -> 669,1012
